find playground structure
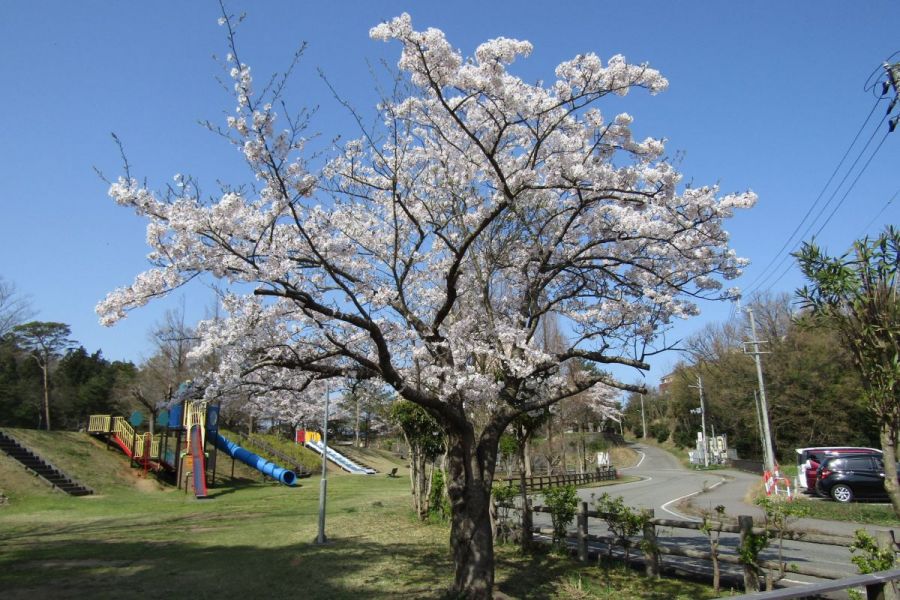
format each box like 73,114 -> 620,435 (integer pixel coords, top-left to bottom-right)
296,429 -> 376,475
88,391 -> 299,496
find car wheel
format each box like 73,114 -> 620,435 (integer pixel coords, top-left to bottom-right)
831,484 -> 854,503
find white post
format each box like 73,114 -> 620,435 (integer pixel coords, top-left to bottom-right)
316,383 -> 330,544
640,393 -> 647,439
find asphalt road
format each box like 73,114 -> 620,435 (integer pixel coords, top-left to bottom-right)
528,442 -> 898,594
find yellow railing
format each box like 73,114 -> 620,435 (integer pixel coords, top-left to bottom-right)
109,417 -> 160,459
88,414 -> 163,460
88,415 -> 112,433
112,416 -> 134,454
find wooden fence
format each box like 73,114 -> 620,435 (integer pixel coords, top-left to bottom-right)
498,467 -> 617,491
519,502 -> 900,595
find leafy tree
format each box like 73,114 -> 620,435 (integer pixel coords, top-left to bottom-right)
661,294 -> 873,463
390,400 -> 445,519
56,347 -> 135,429
0,337 -> 41,425
795,227 -> 900,517
98,12 -> 753,597
10,322 -> 75,430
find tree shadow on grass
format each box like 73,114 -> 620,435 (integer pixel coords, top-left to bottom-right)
0,535 -> 454,600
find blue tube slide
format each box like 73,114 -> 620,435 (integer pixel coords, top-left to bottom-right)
214,433 -> 297,486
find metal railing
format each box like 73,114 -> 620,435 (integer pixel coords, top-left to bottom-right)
90,414 -> 161,460
729,568 -> 900,599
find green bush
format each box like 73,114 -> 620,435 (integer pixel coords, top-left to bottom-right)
427,469 -> 450,521
595,492 -> 649,563
649,422 -> 669,443
544,485 -> 578,547
672,426 -> 694,448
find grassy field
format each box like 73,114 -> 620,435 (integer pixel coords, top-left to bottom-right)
0,429 -> 726,599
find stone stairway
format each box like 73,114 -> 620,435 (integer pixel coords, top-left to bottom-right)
0,430 -> 94,496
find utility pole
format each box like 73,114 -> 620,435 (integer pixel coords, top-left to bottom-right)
689,377 -> 709,468
753,390 -> 769,469
640,393 -> 647,439
885,61 -> 900,133
316,383 -> 330,545
745,308 -> 776,473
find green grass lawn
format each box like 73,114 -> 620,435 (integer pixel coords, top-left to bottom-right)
0,429 -> 726,599
787,494 -> 898,526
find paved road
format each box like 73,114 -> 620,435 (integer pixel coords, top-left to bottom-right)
529,442 -> 898,593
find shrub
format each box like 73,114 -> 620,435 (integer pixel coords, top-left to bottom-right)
543,485 -> 578,547
649,422 -> 669,443
594,492 -> 649,563
427,469 -> 450,521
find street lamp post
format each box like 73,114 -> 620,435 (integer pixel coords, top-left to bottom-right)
316,383 -> 330,544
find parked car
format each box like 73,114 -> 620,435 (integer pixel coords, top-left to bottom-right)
814,453 -> 890,503
795,446 -> 881,493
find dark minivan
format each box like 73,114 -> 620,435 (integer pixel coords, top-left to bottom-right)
815,453 -> 888,503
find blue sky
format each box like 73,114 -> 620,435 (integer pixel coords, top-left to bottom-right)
1,1 -> 898,385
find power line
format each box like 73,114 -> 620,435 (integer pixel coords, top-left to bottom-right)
740,97 -> 885,294
744,113 -> 889,298
749,127 -> 892,296
742,56 -> 900,299
811,130 -> 891,239
857,188 -> 899,239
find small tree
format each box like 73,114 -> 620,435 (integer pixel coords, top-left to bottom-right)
390,400 -> 445,519
754,496 -> 809,590
699,504 -> 727,593
595,492 -> 648,565
795,227 -> 900,517
11,322 -> 75,430
543,484 -> 578,549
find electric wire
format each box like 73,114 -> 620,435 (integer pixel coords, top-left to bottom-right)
857,188 -> 899,239
740,96 -> 885,294
743,109 -> 889,298
752,128 -> 892,294
811,130 -> 891,239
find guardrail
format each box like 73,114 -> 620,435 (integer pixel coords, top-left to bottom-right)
728,567 -> 900,599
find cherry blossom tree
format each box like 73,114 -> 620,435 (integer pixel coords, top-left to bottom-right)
98,12 -> 754,597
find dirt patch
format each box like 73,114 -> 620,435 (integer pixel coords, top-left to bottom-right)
133,477 -> 167,493
610,446 -> 640,468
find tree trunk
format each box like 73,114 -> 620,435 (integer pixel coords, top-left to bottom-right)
523,439 -> 532,477
416,452 -> 427,518
41,362 -> 51,431
879,424 -> 900,518
445,426 -> 498,599
547,416 -> 554,474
